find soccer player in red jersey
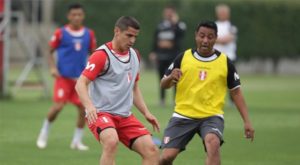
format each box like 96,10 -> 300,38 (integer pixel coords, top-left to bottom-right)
76,16 -> 160,165
36,3 -> 96,151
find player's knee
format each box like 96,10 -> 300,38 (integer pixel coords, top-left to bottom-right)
160,156 -> 175,165
205,134 -> 220,153
102,137 -> 119,152
142,144 -> 159,159
160,151 -> 177,164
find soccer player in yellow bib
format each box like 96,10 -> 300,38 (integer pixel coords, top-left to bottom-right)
159,20 -> 254,165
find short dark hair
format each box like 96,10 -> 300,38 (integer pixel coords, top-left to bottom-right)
68,3 -> 84,12
115,16 -> 140,31
195,20 -> 218,35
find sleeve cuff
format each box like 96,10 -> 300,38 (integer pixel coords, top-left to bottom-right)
230,85 -> 240,91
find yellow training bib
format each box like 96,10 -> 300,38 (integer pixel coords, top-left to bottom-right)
175,49 -> 228,119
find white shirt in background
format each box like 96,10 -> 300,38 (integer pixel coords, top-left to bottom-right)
214,20 -> 237,61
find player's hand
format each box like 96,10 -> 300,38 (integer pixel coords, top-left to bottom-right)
170,68 -> 182,83
145,112 -> 160,133
86,106 -> 98,125
244,122 -> 255,142
50,67 -> 60,77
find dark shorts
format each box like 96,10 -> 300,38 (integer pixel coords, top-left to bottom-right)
161,116 -> 224,151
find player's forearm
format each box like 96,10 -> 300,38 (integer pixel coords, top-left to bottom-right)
48,49 -> 56,69
231,88 -> 252,124
75,77 -> 94,110
160,75 -> 175,89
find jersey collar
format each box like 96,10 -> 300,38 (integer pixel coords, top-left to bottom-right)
192,49 -> 221,62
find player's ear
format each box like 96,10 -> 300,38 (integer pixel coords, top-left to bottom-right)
114,27 -> 120,35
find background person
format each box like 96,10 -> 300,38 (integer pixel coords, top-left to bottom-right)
149,5 -> 186,106
214,4 -> 238,104
36,3 -> 97,151
214,3 -> 238,62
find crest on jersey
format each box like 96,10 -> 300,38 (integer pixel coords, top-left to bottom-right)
127,72 -> 132,83
75,42 -> 82,51
164,136 -> 170,144
199,70 -> 207,81
73,39 -> 82,51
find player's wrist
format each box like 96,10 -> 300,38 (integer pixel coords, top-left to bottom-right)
243,120 -> 252,126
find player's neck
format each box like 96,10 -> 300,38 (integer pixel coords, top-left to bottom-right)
111,40 -> 128,54
197,48 -> 215,57
68,24 -> 83,31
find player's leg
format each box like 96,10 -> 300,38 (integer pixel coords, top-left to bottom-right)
117,115 -> 159,165
199,116 -> 224,165
204,133 -> 221,165
47,77 -> 70,122
36,101 -> 65,148
87,112 -> 118,165
75,104 -> 85,128
131,135 -> 159,165
37,77 -> 68,149
70,83 -> 88,150
37,102 -> 65,149
47,102 -> 65,122
160,117 -> 197,165
99,128 -> 119,165
159,148 -> 180,165
70,103 -> 89,150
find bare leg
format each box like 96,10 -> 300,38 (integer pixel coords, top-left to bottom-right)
47,102 -> 65,122
132,135 -> 159,165
37,102 -> 65,149
204,133 -> 221,165
70,104 -> 89,150
99,128 -> 119,165
159,148 -> 180,165
76,104 -> 85,128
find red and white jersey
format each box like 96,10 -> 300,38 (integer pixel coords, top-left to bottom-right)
49,24 -> 97,78
82,42 -> 140,81
82,42 -> 141,117
49,24 -> 97,51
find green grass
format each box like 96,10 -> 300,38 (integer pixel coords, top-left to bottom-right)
1,70 -> 300,165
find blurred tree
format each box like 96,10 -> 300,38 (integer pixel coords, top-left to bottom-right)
53,0 -> 300,73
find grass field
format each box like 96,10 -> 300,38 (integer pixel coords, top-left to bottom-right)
1,70 -> 300,165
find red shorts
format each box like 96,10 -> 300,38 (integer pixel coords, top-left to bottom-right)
88,112 -> 150,148
53,77 -> 81,106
